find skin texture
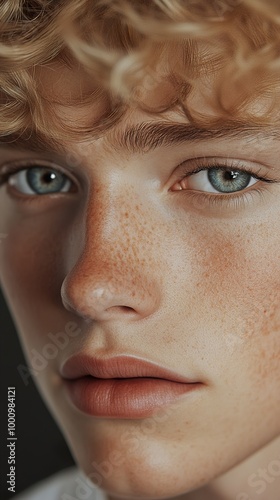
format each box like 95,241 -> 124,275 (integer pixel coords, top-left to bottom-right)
0,61 -> 280,500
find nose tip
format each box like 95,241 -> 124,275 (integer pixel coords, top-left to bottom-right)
59,186 -> 162,323
61,277 -> 158,322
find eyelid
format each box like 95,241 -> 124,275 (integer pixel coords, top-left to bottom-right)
176,157 -> 276,184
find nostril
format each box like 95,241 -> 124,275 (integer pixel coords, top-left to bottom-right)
60,272 -> 158,321
111,305 -> 135,313
107,306 -> 136,314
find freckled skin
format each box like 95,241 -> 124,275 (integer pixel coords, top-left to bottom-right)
0,64 -> 280,500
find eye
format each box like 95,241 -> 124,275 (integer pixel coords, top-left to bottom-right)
174,161 -> 262,195
7,166 -> 73,195
179,167 -> 258,194
169,158 -> 279,212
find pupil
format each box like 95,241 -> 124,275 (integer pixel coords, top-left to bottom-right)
225,171 -> 238,180
43,172 -> 56,184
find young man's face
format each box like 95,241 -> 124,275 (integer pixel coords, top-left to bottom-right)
0,61 -> 280,500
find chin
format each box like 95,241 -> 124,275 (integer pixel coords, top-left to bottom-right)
73,443 -> 215,500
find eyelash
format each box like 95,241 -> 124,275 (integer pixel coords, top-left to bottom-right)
0,162 -> 64,183
175,158 -> 279,210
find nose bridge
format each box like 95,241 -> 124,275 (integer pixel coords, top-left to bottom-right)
83,182 -> 146,274
61,182 -> 161,321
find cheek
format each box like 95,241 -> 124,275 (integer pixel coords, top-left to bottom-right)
193,217 -> 280,327
1,224 -> 62,290
0,199 -> 75,347
243,281 -> 280,389
192,218 -> 280,384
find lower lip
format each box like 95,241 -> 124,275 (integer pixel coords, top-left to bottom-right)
64,377 -> 202,419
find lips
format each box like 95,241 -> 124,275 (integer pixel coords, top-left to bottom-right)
61,355 -> 203,419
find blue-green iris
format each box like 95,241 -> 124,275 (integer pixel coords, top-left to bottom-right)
208,168 -> 251,193
26,167 -> 68,194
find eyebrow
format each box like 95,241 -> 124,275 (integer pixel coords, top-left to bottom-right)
112,122 -> 278,154
0,121 -> 277,157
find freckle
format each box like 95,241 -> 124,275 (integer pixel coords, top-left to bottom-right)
260,348 -> 266,360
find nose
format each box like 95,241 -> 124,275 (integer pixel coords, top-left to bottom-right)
60,183 -> 162,322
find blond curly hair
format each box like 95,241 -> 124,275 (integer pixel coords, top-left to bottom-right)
0,0 -> 280,144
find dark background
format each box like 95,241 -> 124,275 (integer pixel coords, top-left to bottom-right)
0,288 -> 75,499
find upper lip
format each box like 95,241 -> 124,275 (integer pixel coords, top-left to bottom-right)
61,354 -> 199,384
